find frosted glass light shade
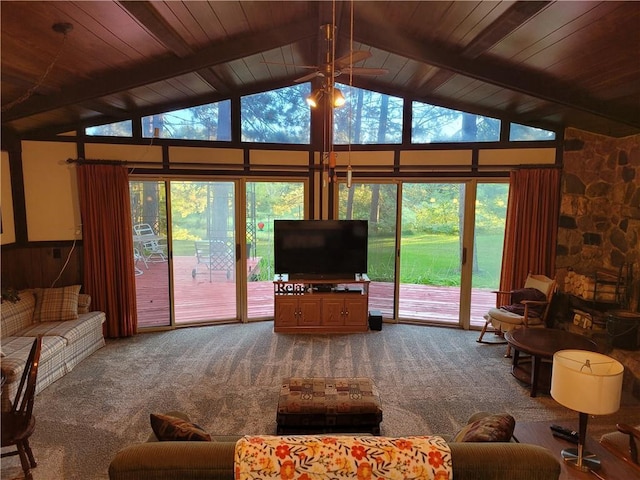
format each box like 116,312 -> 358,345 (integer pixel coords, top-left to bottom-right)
551,349 -> 624,415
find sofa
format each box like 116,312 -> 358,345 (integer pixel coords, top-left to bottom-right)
109,412 -> 561,480
0,285 -> 105,406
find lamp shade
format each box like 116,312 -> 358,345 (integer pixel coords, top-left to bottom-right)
551,349 -> 624,415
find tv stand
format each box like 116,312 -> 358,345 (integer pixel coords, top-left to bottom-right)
273,274 -> 370,333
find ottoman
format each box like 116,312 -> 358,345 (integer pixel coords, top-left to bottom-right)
276,377 -> 383,435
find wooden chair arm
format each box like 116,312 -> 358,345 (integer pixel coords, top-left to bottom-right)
617,423 -> 639,465
520,300 -> 548,306
617,423 -> 640,439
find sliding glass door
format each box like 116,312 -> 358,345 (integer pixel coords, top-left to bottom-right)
246,181 -> 305,320
399,183 -> 465,324
171,181 -> 237,324
338,180 -> 508,328
130,180 -> 171,328
131,178 -> 307,328
469,182 -> 509,328
338,182 -> 398,318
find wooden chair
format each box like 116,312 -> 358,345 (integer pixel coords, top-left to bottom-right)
1,336 -> 42,479
600,423 -> 640,470
477,273 -> 557,357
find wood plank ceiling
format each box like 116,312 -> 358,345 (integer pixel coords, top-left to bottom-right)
1,1 -> 639,139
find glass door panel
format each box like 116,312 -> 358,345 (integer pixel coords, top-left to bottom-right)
246,181 -> 305,320
130,180 -> 170,328
338,183 -> 398,319
399,183 -> 464,324
171,181 -> 237,324
470,182 -> 509,327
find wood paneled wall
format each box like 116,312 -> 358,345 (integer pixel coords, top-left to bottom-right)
1,243 -> 83,291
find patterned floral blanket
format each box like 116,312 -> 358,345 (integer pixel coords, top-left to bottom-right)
234,435 -> 452,480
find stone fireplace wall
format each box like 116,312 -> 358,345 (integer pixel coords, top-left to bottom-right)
556,128 -> 640,312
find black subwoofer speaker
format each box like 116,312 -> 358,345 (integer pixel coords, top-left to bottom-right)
368,310 -> 382,331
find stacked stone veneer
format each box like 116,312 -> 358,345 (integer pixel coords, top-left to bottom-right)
556,128 -> 640,311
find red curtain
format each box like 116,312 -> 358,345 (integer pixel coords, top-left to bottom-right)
498,168 -> 561,305
77,164 -> 137,337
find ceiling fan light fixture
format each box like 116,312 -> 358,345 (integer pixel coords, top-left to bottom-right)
332,87 -> 346,107
306,89 -> 323,108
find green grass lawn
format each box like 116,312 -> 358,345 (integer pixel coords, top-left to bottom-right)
170,231 -> 503,288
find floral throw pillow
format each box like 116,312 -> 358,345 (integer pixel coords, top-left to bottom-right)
150,413 -> 211,442
235,435 -> 452,480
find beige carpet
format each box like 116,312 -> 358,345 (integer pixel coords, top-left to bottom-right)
2,321 -> 638,479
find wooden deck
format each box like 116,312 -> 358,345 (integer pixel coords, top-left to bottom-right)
135,256 -> 497,330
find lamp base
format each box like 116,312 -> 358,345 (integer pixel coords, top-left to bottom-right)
561,448 -> 601,471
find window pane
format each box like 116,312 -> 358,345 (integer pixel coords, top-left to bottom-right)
333,84 -> 403,144
241,84 -> 311,143
141,101 -> 231,141
399,183 -> 464,323
338,183 -> 398,319
86,120 -> 132,137
246,181 -> 305,320
509,123 -> 555,141
411,102 -> 500,143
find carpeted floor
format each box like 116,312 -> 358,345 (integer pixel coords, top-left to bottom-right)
2,321 -> 638,479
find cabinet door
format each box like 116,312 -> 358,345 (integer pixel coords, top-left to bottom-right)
344,296 -> 367,326
275,296 -> 299,327
298,296 -> 322,326
323,297 -> 345,326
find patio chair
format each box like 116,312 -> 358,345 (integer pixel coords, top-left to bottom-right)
192,239 -> 235,282
133,223 -> 167,263
477,273 -> 557,357
133,248 -> 145,275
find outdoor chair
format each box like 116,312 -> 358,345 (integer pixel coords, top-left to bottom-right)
134,248 -> 145,275
192,239 -> 235,282
477,273 -> 557,357
1,336 -> 42,480
133,223 -> 167,263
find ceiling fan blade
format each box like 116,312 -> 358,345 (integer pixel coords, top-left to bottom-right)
294,71 -> 322,83
341,67 -> 389,76
334,50 -> 372,69
261,61 -> 318,70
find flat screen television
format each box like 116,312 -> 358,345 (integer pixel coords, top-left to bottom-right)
274,220 -> 368,280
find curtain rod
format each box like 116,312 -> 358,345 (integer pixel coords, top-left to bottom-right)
67,158 -> 129,166
66,158 -> 560,171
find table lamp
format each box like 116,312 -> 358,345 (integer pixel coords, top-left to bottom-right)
550,349 -> 624,472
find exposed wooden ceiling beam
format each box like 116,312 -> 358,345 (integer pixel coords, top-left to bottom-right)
119,1 -> 231,94
2,18 -> 319,122
353,17 -> 639,130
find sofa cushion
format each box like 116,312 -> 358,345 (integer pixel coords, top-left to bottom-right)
1,290 -> 36,338
0,335 -> 66,386
33,285 -> 81,322
150,413 -> 212,442
453,413 -> 515,442
19,312 -> 105,346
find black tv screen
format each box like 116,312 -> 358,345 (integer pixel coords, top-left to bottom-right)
274,220 -> 368,279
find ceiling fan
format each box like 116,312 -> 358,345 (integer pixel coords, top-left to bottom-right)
266,24 -> 388,84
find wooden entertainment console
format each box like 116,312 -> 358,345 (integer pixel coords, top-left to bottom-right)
273,274 -> 370,333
